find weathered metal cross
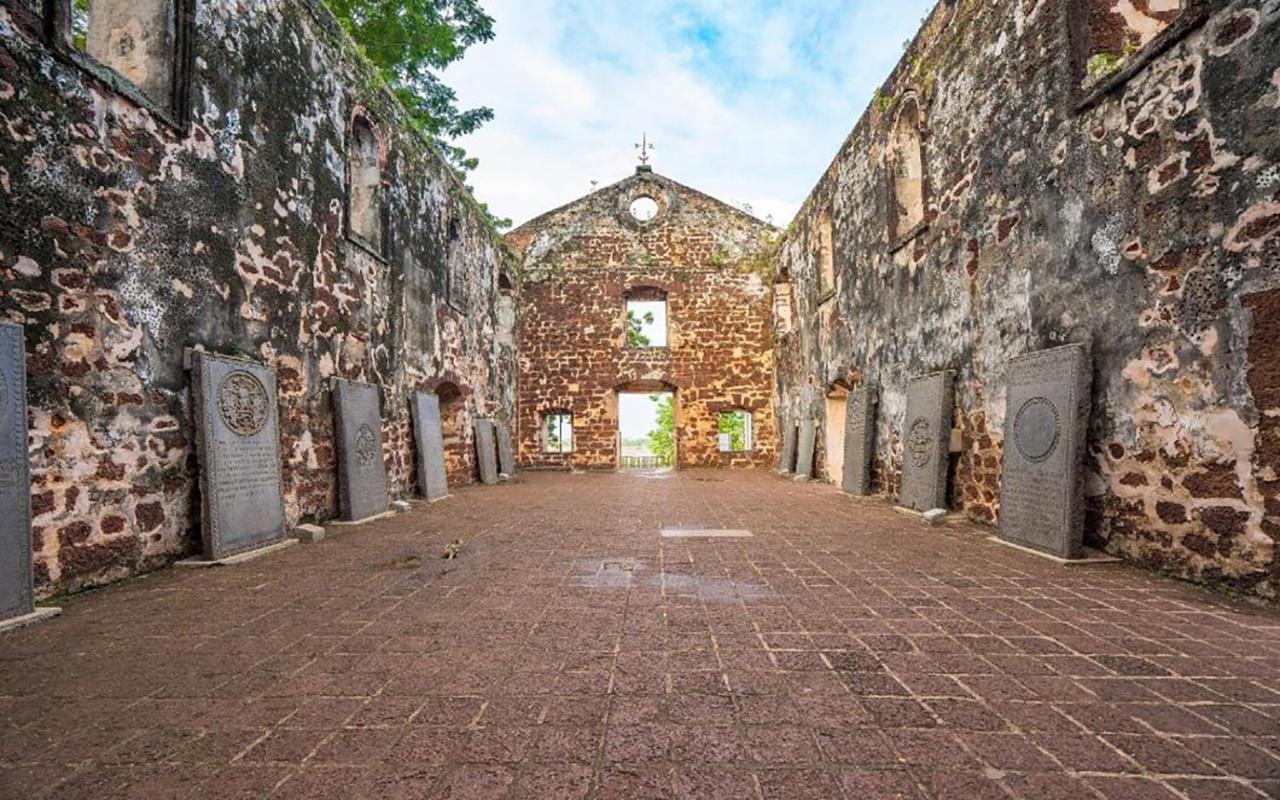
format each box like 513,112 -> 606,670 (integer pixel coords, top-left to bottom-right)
635,132 -> 655,166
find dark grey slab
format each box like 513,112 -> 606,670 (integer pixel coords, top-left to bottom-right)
411,392 -> 449,501
332,378 -> 389,522
999,343 -> 1093,559
900,371 -> 954,511
841,385 -> 878,496
191,352 -> 287,560
495,420 -> 516,477
777,419 -> 797,473
795,419 -> 817,480
0,322 -> 33,621
474,419 -> 499,485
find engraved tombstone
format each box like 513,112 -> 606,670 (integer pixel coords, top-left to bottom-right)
495,420 -> 516,477
841,385 -> 878,496
899,371 -> 955,512
411,392 -> 449,502
795,418 -> 817,480
332,378 -> 389,522
999,343 -> 1092,559
777,420 -> 798,474
474,419 -> 499,485
0,321 -> 34,621
191,352 -> 287,560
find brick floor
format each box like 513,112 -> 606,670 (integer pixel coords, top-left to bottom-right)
2,469 -> 1279,799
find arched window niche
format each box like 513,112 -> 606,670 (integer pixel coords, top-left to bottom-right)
348,110 -> 386,255
886,95 -> 928,249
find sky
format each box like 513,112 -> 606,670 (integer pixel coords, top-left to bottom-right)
446,0 -> 937,229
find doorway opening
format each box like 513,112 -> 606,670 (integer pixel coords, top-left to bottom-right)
825,387 -> 848,485
618,390 -> 675,470
435,381 -> 467,486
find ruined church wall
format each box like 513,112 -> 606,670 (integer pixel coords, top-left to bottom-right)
0,0 -> 516,595
774,0 -> 1280,597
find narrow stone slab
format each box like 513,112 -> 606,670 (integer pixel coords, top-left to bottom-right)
998,343 -> 1093,559
0,607 -> 61,634
332,378 -> 389,522
411,392 -> 450,502
191,352 -> 287,561
495,420 -> 516,477
987,536 -> 1119,566
794,419 -> 817,480
176,538 -> 298,567
661,528 -> 754,538
841,385 -> 878,496
777,418 -> 797,473
474,419 -> 499,485
899,370 -> 955,512
295,524 -> 326,544
0,321 -> 34,625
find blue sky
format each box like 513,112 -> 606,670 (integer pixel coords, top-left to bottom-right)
447,0 -> 937,228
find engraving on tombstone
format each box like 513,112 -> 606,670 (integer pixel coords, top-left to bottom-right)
795,419 -> 817,480
474,419 -> 499,485
332,378 -> 389,522
841,385 -> 878,496
411,392 -> 450,501
999,343 -> 1092,559
899,371 -> 955,511
777,419 -> 798,474
495,420 -> 516,477
191,351 -> 287,560
0,321 -> 34,621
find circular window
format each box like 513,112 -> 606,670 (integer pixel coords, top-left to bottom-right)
629,196 -> 659,223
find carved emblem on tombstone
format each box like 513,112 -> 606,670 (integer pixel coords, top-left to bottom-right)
217,371 -> 270,436
1013,397 -> 1060,464
355,424 -> 379,467
907,417 -> 933,467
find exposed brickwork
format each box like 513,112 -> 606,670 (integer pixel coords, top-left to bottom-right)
508,170 -> 777,470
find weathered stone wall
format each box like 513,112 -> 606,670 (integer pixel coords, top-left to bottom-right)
508,169 -> 777,470
0,0 -> 516,595
774,0 -> 1280,598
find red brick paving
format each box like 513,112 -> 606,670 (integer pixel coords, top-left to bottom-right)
1,470 -> 1278,799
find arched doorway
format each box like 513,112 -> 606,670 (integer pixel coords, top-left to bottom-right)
614,379 -> 678,470
433,381 -> 468,486
825,384 -> 849,485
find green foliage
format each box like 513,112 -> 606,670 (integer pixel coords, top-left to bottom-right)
872,88 -> 894,112
717,411 -> 748,452
626,310 -> 654,348
647,395 -> 675,464
1086,51 -> 1122,77
71,0 -> 89,51
324,0 -> 495,175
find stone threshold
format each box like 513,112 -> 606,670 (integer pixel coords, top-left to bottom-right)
0,607 -> 62,634
175,539 -> 299,568
661,528 -> 754,538
987,536 -> 1121,566
327,509 -> 399,528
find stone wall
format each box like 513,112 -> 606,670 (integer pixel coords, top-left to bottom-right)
507,169 -> 777,470
774,0 -> 1280,598
0,0 -> 516,596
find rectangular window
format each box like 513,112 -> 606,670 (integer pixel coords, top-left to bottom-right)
717,410 -> 753,453
625,294 -> 668,348
817,211 -> 836,298
544,413 -> 573,454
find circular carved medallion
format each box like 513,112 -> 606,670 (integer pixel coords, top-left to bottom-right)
354,424 -> 380,467
907,417 -> 933,468
1013,397 -> 1061,464
217,371 -> 270,437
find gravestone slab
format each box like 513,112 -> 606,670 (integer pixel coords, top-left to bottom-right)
841,385 -> 878,496
474,419 -> 499,485
495,421 -> 516,477
0,321 -> 34,622
332,378 -> 389,522
191,352 -> 287,560
900,371 -> 955,511
999,343 -> 1093,559
411,392 -> 450,501
795,419 -> 817,480
777,419 -> 798,473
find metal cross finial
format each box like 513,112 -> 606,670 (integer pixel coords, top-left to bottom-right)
635,132 -> 655,166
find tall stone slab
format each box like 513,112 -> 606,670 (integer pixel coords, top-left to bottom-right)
474,419 -> 499,485
191,352 -> 287,560
411,392 -> 449,502
332,378 -> 389,522
841,385 -> 878,496
899,371 -> 954,512
999,343 -> 1093,559
495,420 -> 516,477
795,418 -> 817,480
777,419 -> 798,473
0,322 -> 34,621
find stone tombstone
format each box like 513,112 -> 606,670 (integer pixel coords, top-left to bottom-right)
777,419 -> 798,473
332,378 -> 389,522
795,418 -> 817,480
0,321 -> 34,621
495,420 -> 516,477
411,392 -> 449,502
474,419 -> 499,485
191,351 -> 287,560
841,385 -> 878,496
999,343 -> 1093,559
899,371 -> 955,512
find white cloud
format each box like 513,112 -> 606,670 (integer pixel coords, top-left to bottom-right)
446,0 -> 935,228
